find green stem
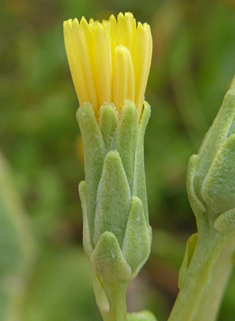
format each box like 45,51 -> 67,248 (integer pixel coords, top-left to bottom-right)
193,234 -> 235,321
167,227 -> 228,321
101,282 -> 128,321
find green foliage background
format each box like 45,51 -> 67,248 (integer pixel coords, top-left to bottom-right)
1,0 -> 235,320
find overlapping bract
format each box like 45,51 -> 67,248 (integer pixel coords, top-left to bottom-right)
77,101 -> 152,312
64,12 -> 152,119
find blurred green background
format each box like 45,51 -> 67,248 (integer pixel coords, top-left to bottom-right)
1,0 -> 235,320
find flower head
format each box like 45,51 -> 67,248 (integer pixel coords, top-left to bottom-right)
64,12 -> 152,119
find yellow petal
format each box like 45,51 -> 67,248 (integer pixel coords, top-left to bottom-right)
132,22 -> 152,118
109,14 -> 118,59
117,12 -> 136,53
94,22 -> 112,109
64,19 -> 89,105
80,17 -> 99,115
113,45 -> 135,113
64,19 -> 98,112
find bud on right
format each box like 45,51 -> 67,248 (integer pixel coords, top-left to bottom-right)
187,77 -> 235,234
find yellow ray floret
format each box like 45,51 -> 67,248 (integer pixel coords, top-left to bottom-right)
64,12 -> 152,119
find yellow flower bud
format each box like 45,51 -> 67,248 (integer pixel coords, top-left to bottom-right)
63,12 -> 152,120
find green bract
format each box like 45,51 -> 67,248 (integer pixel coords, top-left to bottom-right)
77,101 -> 152,313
